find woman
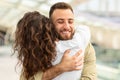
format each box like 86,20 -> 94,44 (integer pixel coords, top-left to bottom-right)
14,11 -> 57,80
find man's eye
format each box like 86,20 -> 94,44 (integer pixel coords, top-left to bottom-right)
69,21 -> 73,24
58,21 -> 63,24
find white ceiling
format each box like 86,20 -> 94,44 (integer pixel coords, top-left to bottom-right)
0,0 -> 49,29
0,0 -> 89,31
0,0 -> 119,32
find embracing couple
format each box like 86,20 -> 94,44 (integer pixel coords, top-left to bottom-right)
14,2 -> 97,80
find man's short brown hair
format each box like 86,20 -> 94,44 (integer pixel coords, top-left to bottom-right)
49,2 -> 73,18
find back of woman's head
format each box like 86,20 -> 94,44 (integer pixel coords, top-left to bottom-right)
14,11 -> 57,80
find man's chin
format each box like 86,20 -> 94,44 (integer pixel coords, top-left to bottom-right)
59,35 -> 73,40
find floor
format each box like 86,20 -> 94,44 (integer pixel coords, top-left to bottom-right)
0,45 -> 20,80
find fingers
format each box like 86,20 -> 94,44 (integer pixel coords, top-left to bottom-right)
73,49 -> 82,58
73,49 -> 84,70
77,54 -> 84,63
75,58 -> 84,66
75,59 -> 84,70
64,49 -> 71,56
75,65 -> 83,70
62,49 -> 84,71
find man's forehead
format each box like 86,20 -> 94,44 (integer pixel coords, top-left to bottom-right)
52,9 -> 73,16
51,9 -> 74,22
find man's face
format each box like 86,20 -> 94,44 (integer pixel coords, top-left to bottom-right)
51,9 -> 75,40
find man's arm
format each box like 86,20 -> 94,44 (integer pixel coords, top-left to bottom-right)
33,64 -> 63,80
33,49 -> 83,80
20,60 -> 64,80
80,43 -> 97,80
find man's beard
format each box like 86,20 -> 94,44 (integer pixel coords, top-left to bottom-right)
56,31 -> 75,40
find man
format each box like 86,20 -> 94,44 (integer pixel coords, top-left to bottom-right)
20,2 -> 97,80
34,2 -> 97,80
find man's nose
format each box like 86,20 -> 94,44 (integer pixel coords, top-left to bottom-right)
64,22 -> 70,29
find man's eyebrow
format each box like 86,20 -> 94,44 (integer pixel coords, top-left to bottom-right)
56,18 -> 74,21
69,18 -> 74,20
56,18 -> 64,21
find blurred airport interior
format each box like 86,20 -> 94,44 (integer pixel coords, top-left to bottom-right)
0,0 -> 120,80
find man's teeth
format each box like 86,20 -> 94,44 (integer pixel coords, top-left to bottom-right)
62,31 -> 69,34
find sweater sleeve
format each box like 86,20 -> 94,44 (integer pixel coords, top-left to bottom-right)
80,43 -> 97,80
34,71 -> 43,80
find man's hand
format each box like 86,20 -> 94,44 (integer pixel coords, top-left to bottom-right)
42,49 -> 84,80
59,49 -> 84,72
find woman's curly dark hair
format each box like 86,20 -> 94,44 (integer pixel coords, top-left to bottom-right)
14,11 -> 57,80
